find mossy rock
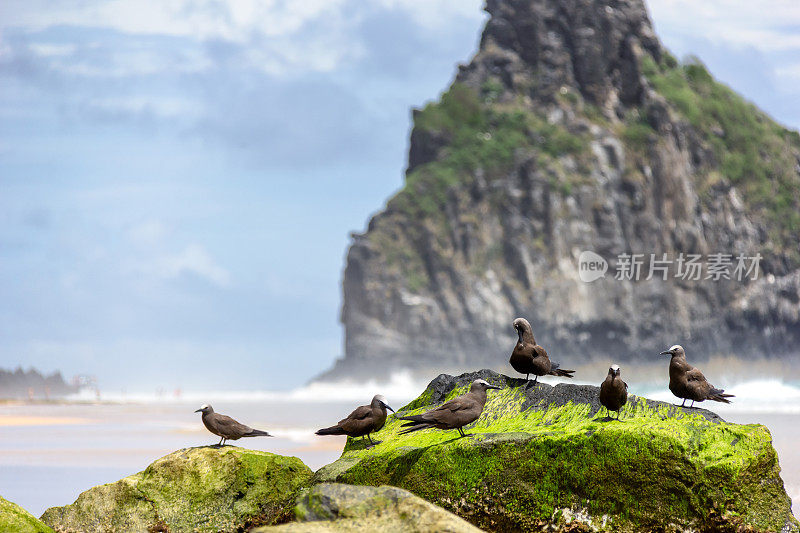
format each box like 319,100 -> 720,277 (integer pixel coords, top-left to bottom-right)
315,370 -> 799,532
0,496 -> 53,533
253,483 -> 484,532
41,446 -> 313,533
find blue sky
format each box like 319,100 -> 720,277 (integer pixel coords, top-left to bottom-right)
1,0 -> 799,391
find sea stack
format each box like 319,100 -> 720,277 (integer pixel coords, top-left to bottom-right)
598,364 -> 628,419
194,404 -> 273,446
397,379 -> 500,437
510,318 -> 575,383
316,394 -> 395,448
322,0 -> 800,382
660,345 -> 734,407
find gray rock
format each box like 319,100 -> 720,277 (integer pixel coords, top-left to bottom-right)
253,483 -> 484,533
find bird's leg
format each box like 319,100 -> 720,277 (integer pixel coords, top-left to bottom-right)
217,436 -> 223,447
525,373 -> 529,381
532,375 -> 538,385
367,433 -> 380,446
681,398 -> 687,408
690,400 -> 695,408
458,427 -> 466,438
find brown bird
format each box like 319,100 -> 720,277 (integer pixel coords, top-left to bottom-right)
660,345 -> 734,407
510,317 -> 575,383
315,394 -> 395,448
397,379 -> 500,437
194,404 -> 273,446
598,364 -> 628,420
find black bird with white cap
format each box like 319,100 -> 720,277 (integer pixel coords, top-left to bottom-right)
397,379 -> 500,438
660,344 -> 734,407
315,394 -> 395,448
598,364 -> 628,420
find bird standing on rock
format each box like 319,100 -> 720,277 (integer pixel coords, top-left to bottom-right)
397,379 -> 500,438
315,395 -> 395,448
194,404 -> 273,446
660,345 -> 734,407
510,317 -> 575,383
599,364 -> 628,420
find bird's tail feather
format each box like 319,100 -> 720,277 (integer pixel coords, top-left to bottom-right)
397,415 -> 427,425
549,365 -> 575,378
246,429 -> 273,437
315,426 -> 345,436
709,388 -> 734,403
399,423 -> 433,435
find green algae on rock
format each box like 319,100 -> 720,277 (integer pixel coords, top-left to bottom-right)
0,496 -> 53,533
41,446 -> 312,533
316,370 -> 799,533
253,483 -> 484,533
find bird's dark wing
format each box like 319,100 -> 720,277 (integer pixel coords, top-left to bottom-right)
338,405 -> 373,434
424,395 -> 474,423
212,414 -> 253,437
686,367 -> 707,383
339,405 -> 371,424
532,344 -> 549,359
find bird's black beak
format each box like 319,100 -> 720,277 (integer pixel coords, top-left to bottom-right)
194,409 -> 203,413
659,350 -> 671,356
487,385 -> 501,390
384,403 -> 395,413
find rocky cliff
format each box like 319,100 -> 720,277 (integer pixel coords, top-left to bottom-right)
332,0 -> 800,376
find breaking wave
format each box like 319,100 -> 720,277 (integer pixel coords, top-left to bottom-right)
66,370 -> 426,405
636,379 -> 800,414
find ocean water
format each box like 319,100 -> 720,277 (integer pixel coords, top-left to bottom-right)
1,372 -> 798,519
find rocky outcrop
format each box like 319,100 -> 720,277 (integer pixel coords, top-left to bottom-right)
40,447 -> 312,533
0,496 -> 53,533
316,370 -> 799,532
331,0 -> 800,377
254,483 -> 483,533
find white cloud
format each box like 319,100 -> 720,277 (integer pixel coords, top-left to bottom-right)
775,63 -> 800,83
375,0 -> 483,30
153,244 -> 231,287
1,0 -> 349,42
1,0 -> 483,77
128,220 -> 168,247
648,0 -> 800,51
88,95 -> 200,119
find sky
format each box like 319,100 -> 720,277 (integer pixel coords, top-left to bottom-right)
1,0 -> 799,392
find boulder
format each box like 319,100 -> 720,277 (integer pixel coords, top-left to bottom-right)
316,370 -> 799,532
41,446 -> 312,533
0,496 -> 53,533
254,483 -> 484,532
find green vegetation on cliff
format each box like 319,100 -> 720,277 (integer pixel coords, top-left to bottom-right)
0,496 -> 53,533
641,54 -> 800,251
398,83 -> 588,219
316,371 -> 798,532
375,82 -> 590,293
41,447 -> 312,533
